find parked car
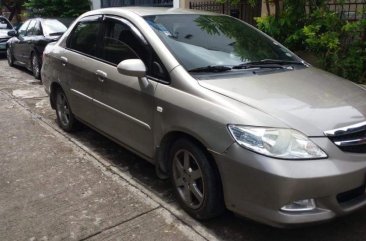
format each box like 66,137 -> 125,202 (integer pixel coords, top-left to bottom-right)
0,16 -> 13,55
41,7 -> 366,227
7,18 -> 67,80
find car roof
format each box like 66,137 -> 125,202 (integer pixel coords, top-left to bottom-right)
91,7 -> 219,17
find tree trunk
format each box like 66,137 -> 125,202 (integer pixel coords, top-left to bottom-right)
1,1 -> 14,21
274,0 -> 281,19
265,0 -> 271,16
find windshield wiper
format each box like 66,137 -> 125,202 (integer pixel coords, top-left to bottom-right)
188,65 -> 232,73
233,59 -> 306,69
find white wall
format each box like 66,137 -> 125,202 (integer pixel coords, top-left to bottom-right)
173,0 -> 179,8
91,0 -> 101,9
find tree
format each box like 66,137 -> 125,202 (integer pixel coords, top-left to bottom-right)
1,0 -> 23,21
23,0 -> 91,17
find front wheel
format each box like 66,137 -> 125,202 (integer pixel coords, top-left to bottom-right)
169,138 -> 225,220
55,89 -> 78,132
7,47 -> 14,67
31,53 -> 41,80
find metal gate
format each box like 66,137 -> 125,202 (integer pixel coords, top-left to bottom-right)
189,0 -> 262,25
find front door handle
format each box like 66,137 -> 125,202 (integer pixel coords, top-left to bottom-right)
95,70 -> 107,83
60,56 -> 68,67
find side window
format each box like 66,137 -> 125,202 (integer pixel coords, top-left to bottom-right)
67,20 -> 100,57
100,19 -> 147,65
18,20 -> 31,37
150,52 -> 169,81
33,21 -> 42,35
26,20 -> 37,36
102,17 -> 169,82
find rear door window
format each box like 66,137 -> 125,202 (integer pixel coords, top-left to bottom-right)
42,19 -> 67,36
26,20 -> 38,36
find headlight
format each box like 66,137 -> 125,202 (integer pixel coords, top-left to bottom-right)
228,125 -> 327,159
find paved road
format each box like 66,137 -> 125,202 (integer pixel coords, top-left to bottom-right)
1,58 -> 366,241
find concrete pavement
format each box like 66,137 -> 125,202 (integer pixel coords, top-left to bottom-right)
0,89 -> 205,240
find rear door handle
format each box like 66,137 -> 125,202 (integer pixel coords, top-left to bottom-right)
95,70 -> 107,83
60,56 -> 68,67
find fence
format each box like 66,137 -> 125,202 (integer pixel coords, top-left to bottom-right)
189,0 -> 262,25
305,0 -> 366,20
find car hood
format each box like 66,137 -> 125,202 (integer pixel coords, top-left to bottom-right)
0,29 -> 11,39
198,67 -> 366,136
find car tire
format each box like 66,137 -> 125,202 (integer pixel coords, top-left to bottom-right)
31,53 -> 41,81
169,138 -> 225,220
7,47 -> 14,67
55,88 -> 79,132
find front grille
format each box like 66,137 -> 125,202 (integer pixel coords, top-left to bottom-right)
337,184 -> 366,204
325,121 -> 366,153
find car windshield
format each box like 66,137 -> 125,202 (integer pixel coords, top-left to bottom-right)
0,17 -> 12,29
144,14 -> 301,72
42,19 -> 67,36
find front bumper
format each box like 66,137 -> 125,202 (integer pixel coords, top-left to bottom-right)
213,137 -> 366,227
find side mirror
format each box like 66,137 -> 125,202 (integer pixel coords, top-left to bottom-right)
117,59 -> 146,78
7,30 -> 18,37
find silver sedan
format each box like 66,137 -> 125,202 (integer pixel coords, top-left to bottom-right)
41,7 -> 366,227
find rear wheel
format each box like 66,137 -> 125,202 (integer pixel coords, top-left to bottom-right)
7,47 -> 14,67
169,138 -> 225,220
55,88 -> 78,132
31,53 -> 41,80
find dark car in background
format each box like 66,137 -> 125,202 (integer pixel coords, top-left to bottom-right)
6,18 -> 67,80
0,16 -> 14,54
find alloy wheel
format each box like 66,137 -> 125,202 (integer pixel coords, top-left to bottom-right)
56,92 -> 71,128
7,48 -> 13,66
32,55 -> 40,79
172,149 -> 205,209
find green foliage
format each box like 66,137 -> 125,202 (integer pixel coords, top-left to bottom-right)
255,1 -> 366,83
337,20 -> 366,82
301,10 -> 341,52
23,0 -> 91,17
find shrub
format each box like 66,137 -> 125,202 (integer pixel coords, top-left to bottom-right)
256,1 -> 366,83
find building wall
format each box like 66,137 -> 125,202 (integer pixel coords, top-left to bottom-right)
91,0 -> 101,9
